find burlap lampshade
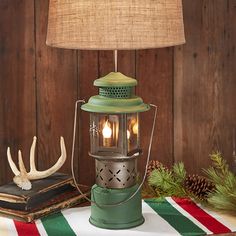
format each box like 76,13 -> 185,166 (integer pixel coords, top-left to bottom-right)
46,0 -> 185,50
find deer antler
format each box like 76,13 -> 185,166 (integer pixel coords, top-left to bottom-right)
7,136 -> 66,190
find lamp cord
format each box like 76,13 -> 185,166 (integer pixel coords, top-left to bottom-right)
71,100 -> 157,207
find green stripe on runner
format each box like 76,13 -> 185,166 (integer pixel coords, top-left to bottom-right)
41,212 -> 76,236
145,198 -> 206,236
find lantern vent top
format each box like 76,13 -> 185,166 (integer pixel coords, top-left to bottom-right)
94,72 -> 137,87
94,72 -> 137,99
81,72 -> 150,113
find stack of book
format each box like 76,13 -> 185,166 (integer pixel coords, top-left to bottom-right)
0,173 -> 90,222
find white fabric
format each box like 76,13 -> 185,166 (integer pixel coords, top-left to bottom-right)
0,216 -> 18,236
35,220 -> 48,236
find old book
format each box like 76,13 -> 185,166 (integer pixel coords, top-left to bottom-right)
0,173 -> 90,221
0,187 -> 90,222
0,173 -> 79,211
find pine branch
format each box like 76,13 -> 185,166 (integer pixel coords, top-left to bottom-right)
202,167 -> 224,185
203,151 -> 236,212
210,151 -> 229,175
173,162 -> 186,184
148,163 -> 186,197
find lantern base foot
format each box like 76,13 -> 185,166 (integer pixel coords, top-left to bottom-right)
89,184 -> 144,229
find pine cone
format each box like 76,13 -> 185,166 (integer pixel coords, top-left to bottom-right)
184,174 -> 215,200
147,160 -> 165,177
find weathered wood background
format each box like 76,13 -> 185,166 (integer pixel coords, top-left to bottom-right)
0,0 -> 235,186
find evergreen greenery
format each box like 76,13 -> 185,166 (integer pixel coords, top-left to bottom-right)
203,151 -> 236,212
144,152 -> 236,213
147,162 -> 186,197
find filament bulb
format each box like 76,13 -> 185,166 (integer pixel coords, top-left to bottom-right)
132,122 -> 138,135
102,120 -> 112,138
127,130 -> 131,139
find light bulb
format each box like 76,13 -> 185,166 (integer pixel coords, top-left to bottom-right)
132,122 -> 138,135
127,130 -> 131,139
102,120 -> 112,138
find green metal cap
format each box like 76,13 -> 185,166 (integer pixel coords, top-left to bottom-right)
94,72 -> 137,87
81,96 -> 150,113
81,72 -> 150,114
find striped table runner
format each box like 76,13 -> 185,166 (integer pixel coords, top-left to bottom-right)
0,197 -> 236,236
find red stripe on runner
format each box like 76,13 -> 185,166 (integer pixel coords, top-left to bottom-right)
172,197 -> 231,234
14,220 -> 40,236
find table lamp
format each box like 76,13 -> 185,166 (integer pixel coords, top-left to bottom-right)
46,0 -> 185,229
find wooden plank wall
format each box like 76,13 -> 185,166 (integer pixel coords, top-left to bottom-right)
0,0 -> 36,184
0,0 -> 235,186
174,0 -> 236,173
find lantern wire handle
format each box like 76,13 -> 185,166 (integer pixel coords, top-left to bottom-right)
71,99 -> 93,202
71,100 -> 158,207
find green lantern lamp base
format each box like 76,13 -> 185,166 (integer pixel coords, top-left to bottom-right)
89,184 -> 144,229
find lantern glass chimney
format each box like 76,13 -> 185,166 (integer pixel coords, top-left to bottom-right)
90,112 -> 140,157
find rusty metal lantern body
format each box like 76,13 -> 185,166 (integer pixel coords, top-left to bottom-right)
81,72 -> 150,229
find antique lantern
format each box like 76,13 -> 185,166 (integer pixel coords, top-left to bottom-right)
46,0 -> 185,230
80,72 -> 150,229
